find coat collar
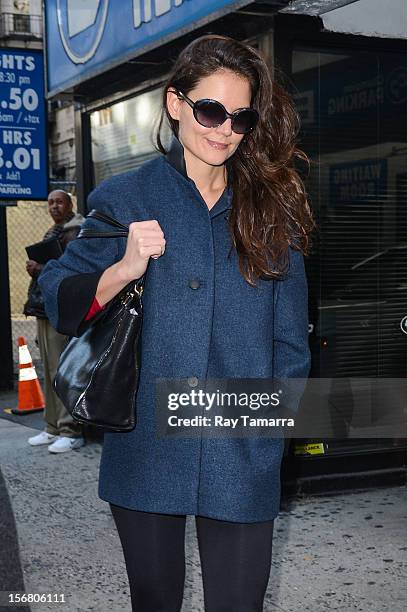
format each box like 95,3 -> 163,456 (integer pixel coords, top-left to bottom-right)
165,134 -> 188,180
164,135 -> 233,218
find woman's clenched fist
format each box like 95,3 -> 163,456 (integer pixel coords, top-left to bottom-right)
117,220 -> 166,282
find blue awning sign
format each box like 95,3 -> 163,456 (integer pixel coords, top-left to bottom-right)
46,0 -> 252,96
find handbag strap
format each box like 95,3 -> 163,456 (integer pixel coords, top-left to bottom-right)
77,209 -> 129,239
87,209 -> 129,230
78,230 -> 129,238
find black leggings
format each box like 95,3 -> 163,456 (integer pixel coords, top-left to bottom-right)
110,503 -> 274,612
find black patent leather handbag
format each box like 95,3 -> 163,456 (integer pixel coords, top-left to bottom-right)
53,209 -> 144,432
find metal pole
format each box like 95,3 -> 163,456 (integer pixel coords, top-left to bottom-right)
75,106 -> 94,216
0,204 -> 14,390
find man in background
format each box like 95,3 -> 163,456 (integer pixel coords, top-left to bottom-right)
24,190 -> 85,453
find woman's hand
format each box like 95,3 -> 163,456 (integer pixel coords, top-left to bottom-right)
94,220 -> 166,308
116,219 -> 166,283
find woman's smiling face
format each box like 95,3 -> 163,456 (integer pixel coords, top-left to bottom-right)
166,69 -> 252,169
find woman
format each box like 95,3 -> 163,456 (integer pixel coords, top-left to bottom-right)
39,35 -> 313,612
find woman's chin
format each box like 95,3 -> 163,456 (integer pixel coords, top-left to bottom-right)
200,143 -> 231,166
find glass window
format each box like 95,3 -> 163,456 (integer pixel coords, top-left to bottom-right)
13,13 -> 30,34
290,48 -> 407,379
90,87 -> 172,185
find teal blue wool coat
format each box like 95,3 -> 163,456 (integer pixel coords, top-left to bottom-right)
39,136 -> 310,522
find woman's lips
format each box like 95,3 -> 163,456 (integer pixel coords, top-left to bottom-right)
206,139 -> 229,150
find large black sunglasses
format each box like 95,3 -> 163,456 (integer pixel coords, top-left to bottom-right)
174,90 -> 259,135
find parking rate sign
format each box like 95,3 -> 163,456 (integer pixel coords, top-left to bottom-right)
0,50 -> 48,200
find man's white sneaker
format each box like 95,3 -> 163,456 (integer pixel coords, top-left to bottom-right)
48,436 -> 85,454
28,431 -> 58,446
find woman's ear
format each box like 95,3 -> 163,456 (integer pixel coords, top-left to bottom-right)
166,89 -> 182,121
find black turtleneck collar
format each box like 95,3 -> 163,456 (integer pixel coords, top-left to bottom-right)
165,134 -> 188,180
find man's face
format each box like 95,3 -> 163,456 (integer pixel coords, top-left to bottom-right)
48,191 -> 72,224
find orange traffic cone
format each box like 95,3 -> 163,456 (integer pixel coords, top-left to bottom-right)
12,336 -> 45,415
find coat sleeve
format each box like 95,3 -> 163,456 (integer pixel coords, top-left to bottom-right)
37,187 -> 124,337
273,247 -> 311,414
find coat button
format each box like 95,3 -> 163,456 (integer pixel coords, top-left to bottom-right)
187,376 -> 199,387
188,279 -> 200,290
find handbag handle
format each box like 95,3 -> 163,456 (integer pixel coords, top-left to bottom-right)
77,209 -> 129,239
77,209 -> 145,291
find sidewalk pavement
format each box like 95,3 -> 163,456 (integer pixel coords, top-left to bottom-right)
0,392 -> 406,612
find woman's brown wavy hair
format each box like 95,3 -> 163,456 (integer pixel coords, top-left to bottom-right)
155,34 -> 314,286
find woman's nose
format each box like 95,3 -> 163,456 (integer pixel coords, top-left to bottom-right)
216,118 -> 233,136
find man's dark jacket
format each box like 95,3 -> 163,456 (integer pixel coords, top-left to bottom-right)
24,212 -> 84,318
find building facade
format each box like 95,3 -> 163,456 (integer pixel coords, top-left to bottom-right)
0,0 -> 77,381
43,0 -> 407,485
